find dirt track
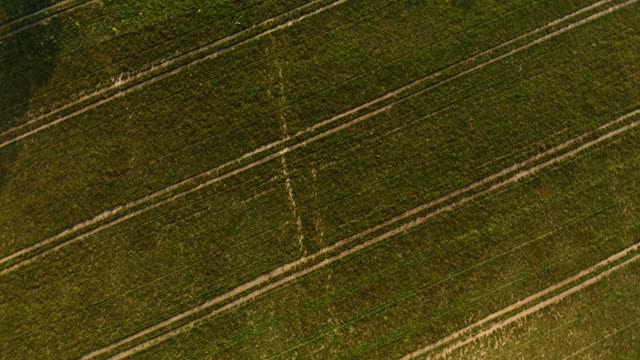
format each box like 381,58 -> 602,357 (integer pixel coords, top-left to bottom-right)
0,0 -> 345,148
434,253 -> 640,359
85,108 -> 640,359
1,0 -> 627,276
402,240 -> 640,359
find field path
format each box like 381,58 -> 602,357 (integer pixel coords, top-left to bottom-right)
0,0 -> 98,42
0,0 -> 619,147
1,0 -> 635,276
0,0 -> 346,148
427,251 -> 640,359
401,241 -> 640,359
1,0 -> 88,29
84,107 -> 640,359
270,35 -> 306,251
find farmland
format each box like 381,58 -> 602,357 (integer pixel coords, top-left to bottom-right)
1,0 -> 639,359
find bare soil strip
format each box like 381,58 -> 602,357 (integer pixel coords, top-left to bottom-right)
0,1 -> 634,275
0,0 -> 615,146
272,44 -> 306,252
401,242 -> 640,359
0,0 -> 98,42
424,252 -> 640,359
84,107 -> 640,359
0,0 -> 87,30
0,0 -> 345,147
281,155 -> 306,251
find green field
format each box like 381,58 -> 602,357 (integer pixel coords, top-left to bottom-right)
1,0 -> 639,359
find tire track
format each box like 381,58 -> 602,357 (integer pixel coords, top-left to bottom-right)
0,0 -> 99,42
84,108 -> 640,359
564,318 -> 640,359
0,0 -> 617,147
404,245 -> 640,359
0,0 -> 633,275
0,0 -> 87,30
0,0 -> 346,148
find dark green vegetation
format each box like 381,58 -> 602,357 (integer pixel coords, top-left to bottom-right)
451,259 -> 640,359
0,0 -> 58,22
139,125 -> 640,360
1,0 -> 639,359
0,0 -> 61,191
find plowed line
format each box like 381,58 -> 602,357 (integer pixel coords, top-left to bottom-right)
0,0 -> 86,30
0,0 -> 345,147
401,238 -> 640,359
0,0 -> 98,42
564,318 -> 640,359
86,107 -> 640,359
411,248 -> 640,359
0,0 -> 616,146
273,42 -> 306,252
0,0 -> 633,275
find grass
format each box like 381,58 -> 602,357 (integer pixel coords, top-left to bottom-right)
0,0 -> 314,126
0,0 -> 639,359
0,0 -> 620,257
0,161 -> 303,358
0,0 -> 62,212
286,5 -> 640,253
449,258 -> 640,359
128,122 -> 640,360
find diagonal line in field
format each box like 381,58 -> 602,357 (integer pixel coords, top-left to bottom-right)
0,0 -> 88,30
0,0 -> 619,147
0,0 -> 634,276
0,0 -> 346,148
85,105 -> 640,359
403,245 -> 640,359
0,0 -> 99,42
271,36 -> 307,252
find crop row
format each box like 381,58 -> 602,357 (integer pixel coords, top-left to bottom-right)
1,10 -> 639,358
451,260 -> 640,359
130,126 -> 640,359
0,0 -> 617,256
0,0 -> 312,126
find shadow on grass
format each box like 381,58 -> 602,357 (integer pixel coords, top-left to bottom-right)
0,0 -> 62,189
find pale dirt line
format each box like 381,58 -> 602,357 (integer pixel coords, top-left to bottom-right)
0,0 -> 612,144
273,45 -> 306,251
0,0 -> 99,42
274,53 -> 290,136
281,156 -> 306,252
563,318 -> 640,359
0,0 -> 344,146
97,109 -> 640,360
289,0 -> 617,142
401,241 -> 640,359
431,253 -> 640,360
0,0 -> 630,272
0,93 -> 391,273
0,0 -> 85,30
0,0 -> 343,268
402,0 -> 639,107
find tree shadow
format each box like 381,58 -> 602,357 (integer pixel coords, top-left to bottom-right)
0,0 -> 62,190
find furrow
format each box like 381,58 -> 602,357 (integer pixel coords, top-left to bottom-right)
0,0 -> 345,146
1,0 -> 633,277
88,107 -> 640,360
